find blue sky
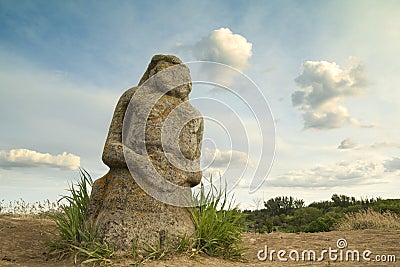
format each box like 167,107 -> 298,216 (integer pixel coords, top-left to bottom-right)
1,0 -> 399,208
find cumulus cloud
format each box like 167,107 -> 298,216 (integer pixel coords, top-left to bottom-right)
292,57 -> 368,130
384,157 -> 400,172
0,148 -> 80,170
268,159 -> 384,188
338,138 -> 357,149
188,28 -> 253,86
193,28 -> 252,71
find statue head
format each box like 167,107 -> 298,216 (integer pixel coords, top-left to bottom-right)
138,54 -> 192,100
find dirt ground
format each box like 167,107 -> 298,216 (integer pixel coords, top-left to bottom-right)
0,216 -> 399,266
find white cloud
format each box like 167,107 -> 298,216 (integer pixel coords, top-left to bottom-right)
338,138 -> 357,149
0,148 -> 80,170
292,57 -> 368,130
268,159 -> 385,188
193,28 -> 253,71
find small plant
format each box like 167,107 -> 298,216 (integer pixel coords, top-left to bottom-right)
46,169 -> 114,264
129,235 -> 191,266
190,176 -> 247,259
336,208 -> 400,230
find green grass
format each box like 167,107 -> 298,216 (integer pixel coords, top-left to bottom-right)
190,177 -> 247,259
46,169 -> 114,264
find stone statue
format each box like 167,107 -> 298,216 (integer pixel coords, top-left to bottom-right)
86,55 -> 203,252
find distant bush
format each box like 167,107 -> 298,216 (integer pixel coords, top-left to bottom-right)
372,199 -> 400,214
336,208 -> 400,230
263,196 -> 304,216
289,207 -> 322,232
305,212 -> 341,232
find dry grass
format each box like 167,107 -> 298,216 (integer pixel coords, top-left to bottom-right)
336,208 -> 400,230
0,199 -> 63,218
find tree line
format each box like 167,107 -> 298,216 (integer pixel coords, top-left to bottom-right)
241,194 -> 400,233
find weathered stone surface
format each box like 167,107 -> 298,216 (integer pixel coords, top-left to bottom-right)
87,169 -> 195,251
87,55 -> 203,253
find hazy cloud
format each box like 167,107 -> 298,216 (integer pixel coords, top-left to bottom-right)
384,157 -> 400,172
360,123 -> 379,129
202,167 -> 223,178
369,142 -> 400,150
0,149 -> 80,170
193,28 -> 252,71
338,138 -> 357,149
269,159 -> 384,188
292,57 -> 368,130
202,148 -> 254,169
339,139 -> 400,150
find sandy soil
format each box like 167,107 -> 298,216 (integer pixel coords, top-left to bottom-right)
0,216 -> 399,266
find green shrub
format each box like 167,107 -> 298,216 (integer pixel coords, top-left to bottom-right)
289,207 -> 322,232
305,212 -> 342,232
